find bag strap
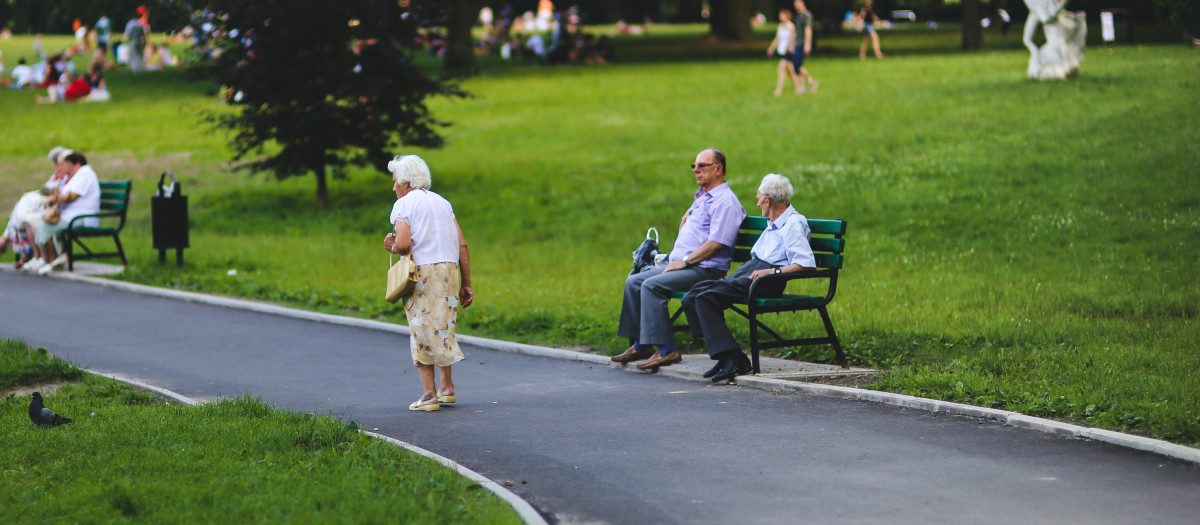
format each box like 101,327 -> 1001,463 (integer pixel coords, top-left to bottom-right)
646,227 -> 658,243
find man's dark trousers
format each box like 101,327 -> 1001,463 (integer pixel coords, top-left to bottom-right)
681,259 -> 784,358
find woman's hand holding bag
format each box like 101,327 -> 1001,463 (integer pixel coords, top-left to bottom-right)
386,252 -> 419,303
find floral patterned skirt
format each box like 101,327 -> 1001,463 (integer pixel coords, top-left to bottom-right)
403,261 -> 465,367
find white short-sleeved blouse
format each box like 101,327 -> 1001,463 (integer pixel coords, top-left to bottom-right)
389,189 -> 459,266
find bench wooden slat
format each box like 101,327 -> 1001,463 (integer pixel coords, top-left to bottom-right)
735,232 -> 762,249
810,237 -> 844,254
809,219 -> 847,235
742,216 -> 770,230
100,191 -> 130,202
814,253 -> 843,269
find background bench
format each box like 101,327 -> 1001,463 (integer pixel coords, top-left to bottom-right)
669,216 -> 848,373
65,180 -> 131,271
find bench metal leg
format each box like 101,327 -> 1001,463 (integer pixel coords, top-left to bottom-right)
817,305 -> 848,368
748,311 -> 762,375
65,233 -> 74,272
114,234 -> 127,266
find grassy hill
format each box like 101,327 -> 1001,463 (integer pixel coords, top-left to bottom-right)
2,27 -> 1197,445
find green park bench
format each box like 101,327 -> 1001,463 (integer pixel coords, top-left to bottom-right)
65,181 -> 131,271
669,216 -> 848,374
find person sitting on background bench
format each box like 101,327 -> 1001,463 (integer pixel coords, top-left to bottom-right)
680,173 -> 815,383
25,151 -> 101,274
2,146 -> 71,268
612,148 -> 746,370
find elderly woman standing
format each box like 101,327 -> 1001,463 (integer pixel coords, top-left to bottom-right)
382,155 -> 474,412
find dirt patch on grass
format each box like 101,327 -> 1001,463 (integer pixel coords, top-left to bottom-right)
803,373 -> 884,388
3,381 -> 69,398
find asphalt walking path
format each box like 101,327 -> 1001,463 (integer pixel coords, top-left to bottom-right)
3,270 -> 1199,524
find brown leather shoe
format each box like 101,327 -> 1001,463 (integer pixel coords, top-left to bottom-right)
612,345 -> 655,363
636,350 -> 682,370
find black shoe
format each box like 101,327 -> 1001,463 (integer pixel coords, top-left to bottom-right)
702,358 -> 727,379
712,353 -> 751,383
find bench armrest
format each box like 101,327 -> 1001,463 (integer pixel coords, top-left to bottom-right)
67,210 -> 124,230
747,268 -> 838,299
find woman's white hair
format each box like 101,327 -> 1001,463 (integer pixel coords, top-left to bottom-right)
758,173 -> 794,205
48,146 -> 67,164
388,155 -> 432,190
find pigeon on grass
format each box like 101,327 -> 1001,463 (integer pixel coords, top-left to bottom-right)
29,392 -> 73,427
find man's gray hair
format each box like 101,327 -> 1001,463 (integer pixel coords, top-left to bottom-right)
758,173 -> 794,205
48,146 -> 67,164
388,155 -> 432,190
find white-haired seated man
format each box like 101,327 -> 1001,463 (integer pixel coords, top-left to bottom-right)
680,173 -> 815,383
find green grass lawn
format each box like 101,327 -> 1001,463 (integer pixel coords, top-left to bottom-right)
0,339 -> 521,524
3,27 -> 1198,446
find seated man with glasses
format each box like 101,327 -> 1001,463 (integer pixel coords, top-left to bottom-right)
681,173 -> 815,383
613,148 -> 747,370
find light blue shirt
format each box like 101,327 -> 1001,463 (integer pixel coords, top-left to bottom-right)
750,206 -> 815,268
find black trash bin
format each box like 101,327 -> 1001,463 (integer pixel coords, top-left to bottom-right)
151,172 -> 189,266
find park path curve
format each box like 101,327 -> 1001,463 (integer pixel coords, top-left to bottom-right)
2,270 -> 1198,524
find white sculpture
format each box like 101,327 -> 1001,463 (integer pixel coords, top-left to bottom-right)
1022,0 -> 1087,80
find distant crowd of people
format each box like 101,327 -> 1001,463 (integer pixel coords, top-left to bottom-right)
413,1 -> 615,67
1,5 -> 183,103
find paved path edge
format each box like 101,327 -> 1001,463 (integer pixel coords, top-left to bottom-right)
43,270 -> 1200,466
91,371 -> 548,525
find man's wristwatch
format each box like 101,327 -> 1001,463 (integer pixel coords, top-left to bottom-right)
774,267 -> 782,274
683,255 -> 691,266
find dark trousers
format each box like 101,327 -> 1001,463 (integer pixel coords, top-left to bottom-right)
618,265 -> 724,347
681,259 -> 783,359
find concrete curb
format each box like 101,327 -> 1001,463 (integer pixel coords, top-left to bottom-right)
364,432 -> 549,525
41,269 -> 1200,466
90,371 -> 547,525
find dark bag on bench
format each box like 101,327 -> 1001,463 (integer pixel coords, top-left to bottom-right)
630,227 -> 659,276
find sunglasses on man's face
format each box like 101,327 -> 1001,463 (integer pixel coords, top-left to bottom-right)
691,162 -> 719,170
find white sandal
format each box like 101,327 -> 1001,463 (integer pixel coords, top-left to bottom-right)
408,398 -> 440,411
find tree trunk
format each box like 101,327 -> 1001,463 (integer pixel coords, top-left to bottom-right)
709,0 -> 753,41
962,0 -> 984,50
315,166 -> 328,211
990,0 -> 1011,38
11,0 -> 33,34
444,0 -> 481,76
676,0 -> 705,23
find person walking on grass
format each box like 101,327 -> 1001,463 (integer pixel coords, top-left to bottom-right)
858,0 -> 885,59
767,9 -> 802,96
792,0 -> 818,93
612,148 -> 746,370
680,174 -> 815,383
125,7 -> 149,72
382,155 -> 474,412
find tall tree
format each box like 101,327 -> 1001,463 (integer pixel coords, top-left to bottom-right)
442,0 -> 483,75
962,0 -> 984,50
195,0 -> 466,210
709,0 -> 753,41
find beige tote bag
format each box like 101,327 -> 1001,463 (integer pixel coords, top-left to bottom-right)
386,253 -> 418,303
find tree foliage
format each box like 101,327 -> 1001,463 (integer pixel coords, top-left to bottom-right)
193,0 -> 466,209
